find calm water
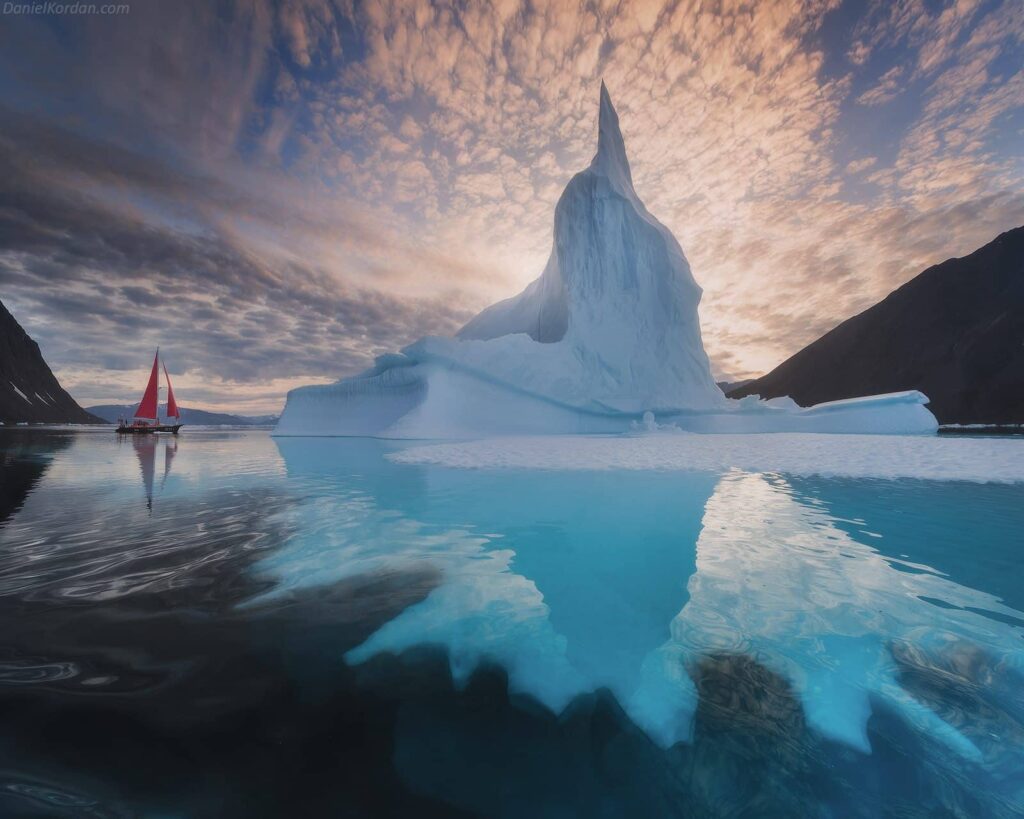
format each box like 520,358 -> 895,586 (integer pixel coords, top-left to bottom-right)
1,429 -> 1022,817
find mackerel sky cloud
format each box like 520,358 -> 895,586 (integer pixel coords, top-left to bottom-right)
0,0 -> 1022,412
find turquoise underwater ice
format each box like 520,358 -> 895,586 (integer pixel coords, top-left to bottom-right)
260,438 -> 1024,779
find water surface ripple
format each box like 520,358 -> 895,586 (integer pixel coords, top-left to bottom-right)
0,429 -> 1022,818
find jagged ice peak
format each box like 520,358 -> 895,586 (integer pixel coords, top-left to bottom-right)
592,80 -> 634,191
274,82 -> 938,437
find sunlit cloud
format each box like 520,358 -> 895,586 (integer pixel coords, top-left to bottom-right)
856,65 -> 906,105
0,0 -> 1021,411
846,156 -> 878,174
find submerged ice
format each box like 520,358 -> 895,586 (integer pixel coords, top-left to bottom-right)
260,439 -> 1024,775
347,469 -> 1022,760
275,85 -> 937,437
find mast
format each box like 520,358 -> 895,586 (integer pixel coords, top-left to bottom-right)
134,349 -> 160,421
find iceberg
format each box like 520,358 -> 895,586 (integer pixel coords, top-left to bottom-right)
275,84 -> 937,437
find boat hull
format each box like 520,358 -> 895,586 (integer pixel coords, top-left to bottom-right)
116,424 -> 183,435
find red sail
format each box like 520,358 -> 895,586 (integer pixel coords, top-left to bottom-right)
135,351 -> 160,420
164,362 -> 180,419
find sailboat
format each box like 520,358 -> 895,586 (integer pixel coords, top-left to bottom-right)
116,349 -> 184,434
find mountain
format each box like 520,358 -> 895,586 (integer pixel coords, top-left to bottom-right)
86,405 -> 279,426
276,85 -> 935,437
1,300 -> 102,425
239,414 -> 281,425
729,227 -> 1024,425
716,379 -> 753,394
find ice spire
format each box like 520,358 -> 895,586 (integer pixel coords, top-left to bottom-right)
591,80 -> 634,191
275,77 -> 939,436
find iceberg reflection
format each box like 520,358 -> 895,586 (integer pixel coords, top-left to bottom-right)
270,439 -> 1024,769
270,437 -> 717,724
654,471 -> 1023,759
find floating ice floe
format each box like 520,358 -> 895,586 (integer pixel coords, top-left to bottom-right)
390,432 -> 1024,483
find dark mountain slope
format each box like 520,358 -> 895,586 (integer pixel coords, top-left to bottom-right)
0,300 -> 101,424
730,227 -> 1024,424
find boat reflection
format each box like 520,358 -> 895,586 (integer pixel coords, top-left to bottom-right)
126,434 -> 178,512
0,431 -> 290,607
163,435 -> 177,490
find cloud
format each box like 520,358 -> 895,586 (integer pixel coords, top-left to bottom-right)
847,40 -> 871,65
846,156 -> 878,174
856,65 -> 906,105
0,112 -> 474,409
0,0 -> 1021,404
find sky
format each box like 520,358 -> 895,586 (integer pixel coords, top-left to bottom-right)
0,0 -> 1022,414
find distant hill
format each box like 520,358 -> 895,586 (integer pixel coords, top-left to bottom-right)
86,405 -> 279,426
730,227 -> 1024,424
1,300 -> 102,425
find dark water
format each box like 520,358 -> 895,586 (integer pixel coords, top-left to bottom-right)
0,429 -> 1022,817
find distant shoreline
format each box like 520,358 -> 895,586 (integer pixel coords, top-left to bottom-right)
938,424 -> 1024,435
5,423 -> 1024,438
0,423 -> 276,432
